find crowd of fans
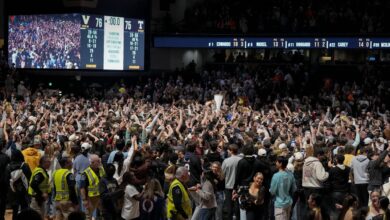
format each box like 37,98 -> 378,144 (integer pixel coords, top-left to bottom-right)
8,15 -> 81,69
0,47 -> 389,220
174,0 -> 390,34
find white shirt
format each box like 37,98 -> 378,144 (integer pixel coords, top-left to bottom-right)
113,145 -> 135,185
121,184 -> 140,220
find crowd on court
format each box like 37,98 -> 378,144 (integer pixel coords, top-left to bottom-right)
0,54 -> 389,220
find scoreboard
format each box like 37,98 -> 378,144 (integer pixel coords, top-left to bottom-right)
154,36 -> 390,49
8,14 -> 145,70
80,14 -> 145,70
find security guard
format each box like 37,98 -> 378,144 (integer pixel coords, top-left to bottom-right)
53,157 -> 78,220
80,154 -> 105,220
28,155 -> 51,217
167,166 -> 192,220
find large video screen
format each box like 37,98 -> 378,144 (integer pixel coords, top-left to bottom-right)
8,14 -> 145,70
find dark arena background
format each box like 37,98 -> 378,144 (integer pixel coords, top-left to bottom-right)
0,1 -> 390,220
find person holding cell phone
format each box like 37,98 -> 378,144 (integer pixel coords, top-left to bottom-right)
190,169 -> 217,220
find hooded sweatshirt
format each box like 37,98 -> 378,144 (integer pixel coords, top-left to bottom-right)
350,155 -> 369,184
328,164 -> 350,192
235,155 -> 256,188
302,156 -> 329,188
22,147 -> 41,172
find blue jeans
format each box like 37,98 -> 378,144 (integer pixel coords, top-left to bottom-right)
239,198 -> 247,220
199,208 -> 216,220
46,192 -> 55,218
215,191 -> 224,220
76,180 -> 85,212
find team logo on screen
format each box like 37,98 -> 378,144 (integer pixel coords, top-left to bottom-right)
82,15 -> 90,25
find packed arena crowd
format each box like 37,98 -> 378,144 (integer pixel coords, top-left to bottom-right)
0,49 -> 389,220
8,15 -> 81,69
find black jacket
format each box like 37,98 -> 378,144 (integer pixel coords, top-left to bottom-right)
367,150 -> 388,187
0,152 -> 10,194
186,152 -> 202,187
5,161 -> 31,205
235,156 -> 256,189
6,161 -> 31,191
206,152 -> 222,164
99,177 -> 124,214
255,157 -> 272,188
203,152 -> 222,170
328,165 -> 350,192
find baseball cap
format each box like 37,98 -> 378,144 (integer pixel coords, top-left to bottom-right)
294,152 -> 304,161
278,143 -> 287,149
364,138 -> 373,145
258,148 -> 267,156
81,142 -> 91,151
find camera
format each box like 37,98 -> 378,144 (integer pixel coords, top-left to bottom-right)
237,186 -> 252,210
237,186 -> 249,196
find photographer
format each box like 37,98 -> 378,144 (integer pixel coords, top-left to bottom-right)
234,146 -> 256,220
245,172 -> 267,220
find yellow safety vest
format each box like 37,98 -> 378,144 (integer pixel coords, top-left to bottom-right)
83,167 -> 105,198
166,179 -> 192,219
53,169 -> 72,201
28,167 -> 51,196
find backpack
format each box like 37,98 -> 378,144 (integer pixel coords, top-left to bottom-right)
10,163 -> 28,193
